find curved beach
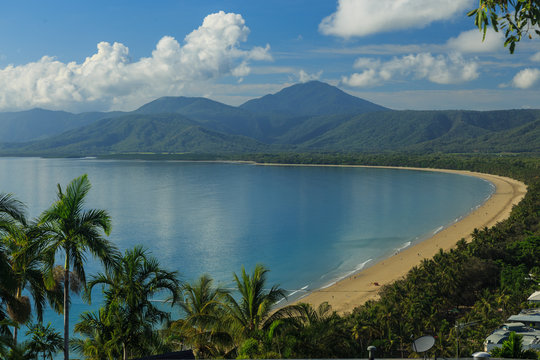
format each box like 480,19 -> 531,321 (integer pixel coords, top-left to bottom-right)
271,166 -> 528,313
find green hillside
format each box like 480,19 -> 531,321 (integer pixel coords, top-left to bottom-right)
16,113 -> 269,155
298,110 -> 540,153
135,96 -> 267,139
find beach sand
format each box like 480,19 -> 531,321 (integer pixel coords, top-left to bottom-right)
263,165 -> 527,314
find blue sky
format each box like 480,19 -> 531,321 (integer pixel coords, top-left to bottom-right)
0,0 -> 539,112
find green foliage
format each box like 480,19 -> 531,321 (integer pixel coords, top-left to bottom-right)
490,331 -> 538,358
167,274 -> 232,358
39,174 -> 118,360
16,113 -> 270,156
25,322 -> 63,360
226,264 -> 287,338
468,0 -> 540,53
236,337 -> 260,359
81,246 -> 181,360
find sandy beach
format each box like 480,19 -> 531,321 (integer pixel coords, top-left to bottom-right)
262,165 -> 528,313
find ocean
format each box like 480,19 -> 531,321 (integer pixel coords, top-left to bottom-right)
0,157 -> 494,341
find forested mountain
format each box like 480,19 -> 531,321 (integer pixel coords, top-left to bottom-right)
0,108 -> 125,142
298,109 -> 540,153
13,113 -> 269,155
239,80 -> 388,116
0,81 -> 538,156
134,96 -> 267,139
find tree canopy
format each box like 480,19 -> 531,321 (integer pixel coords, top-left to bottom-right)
469,0 -> 540,53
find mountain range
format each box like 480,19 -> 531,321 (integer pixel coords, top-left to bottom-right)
0,81 -> 538,156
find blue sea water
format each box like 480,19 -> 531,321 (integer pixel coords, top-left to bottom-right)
0,157 -> 494,348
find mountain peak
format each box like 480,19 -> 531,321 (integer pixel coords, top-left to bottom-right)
240,81 -> 388,117
135,96 -> 232,114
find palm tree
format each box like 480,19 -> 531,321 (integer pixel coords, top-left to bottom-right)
2,222 -> 63,344
277,302 -> 356,358
0,193 -> 26,234
0,241 -> 17,338
85,245 -> 181,360
225,264 -> 286,339
0,193 -> 27,339
25,322 -> 63,360
72,308 -> 120,360
169,274 -> 232,358
39,174 -> 118,360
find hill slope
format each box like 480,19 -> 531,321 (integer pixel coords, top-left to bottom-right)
16,113 -> 269,155
134,96 -> 266,139
298,110 -> 540,153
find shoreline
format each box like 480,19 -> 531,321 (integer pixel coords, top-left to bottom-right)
255,163 -> 528,313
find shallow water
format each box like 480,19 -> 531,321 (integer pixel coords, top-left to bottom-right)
0,157 -> 494,341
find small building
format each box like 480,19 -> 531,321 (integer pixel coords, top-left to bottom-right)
528,291 -> 540,304
484,322 -> 540,352
508,308 -> 540,329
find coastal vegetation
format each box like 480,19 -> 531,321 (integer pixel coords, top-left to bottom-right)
0,154 -> 539,359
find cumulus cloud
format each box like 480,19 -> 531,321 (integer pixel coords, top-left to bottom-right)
512,68 -> 540,88
0,11 -> 271,112
342,53 -> 479,87
320,0 -> 472,37
446,28 -> 504,53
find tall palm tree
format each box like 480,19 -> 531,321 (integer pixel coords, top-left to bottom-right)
0,193 -> 27,338
225,264 -> 286,339
85,245 -> 181,360
39,174 -> 118,360
169,274 -> 232,358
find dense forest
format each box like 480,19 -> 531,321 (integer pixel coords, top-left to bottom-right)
1,154 -> 539,359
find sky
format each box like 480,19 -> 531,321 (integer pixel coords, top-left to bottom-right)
0,0 -> 539,113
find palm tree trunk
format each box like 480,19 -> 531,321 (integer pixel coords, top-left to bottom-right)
64,266 -> 70,360
13,287 -> 21,344
13,322 -> 18,345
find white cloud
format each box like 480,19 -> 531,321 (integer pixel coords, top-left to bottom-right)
341,69 -> 380,87
342,52 -> 479,87
353,58 -> 381,69
298,69 -> 323,83
446,28 -> 504,53
0,11 -> 271,112
320,0 -> 473,37
531,52 -> 540,62
512,68 -> 540,88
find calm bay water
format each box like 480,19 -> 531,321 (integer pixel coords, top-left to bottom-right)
0,157 -> 494,339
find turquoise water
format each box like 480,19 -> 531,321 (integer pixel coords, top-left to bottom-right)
0,157 -> 494,342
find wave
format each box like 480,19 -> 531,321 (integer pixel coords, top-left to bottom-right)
287,285 -> 309,298
319,259 -> 373,290
275,285 -> 309,304
433,226 -> 444,235
395,241 -> 411,253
